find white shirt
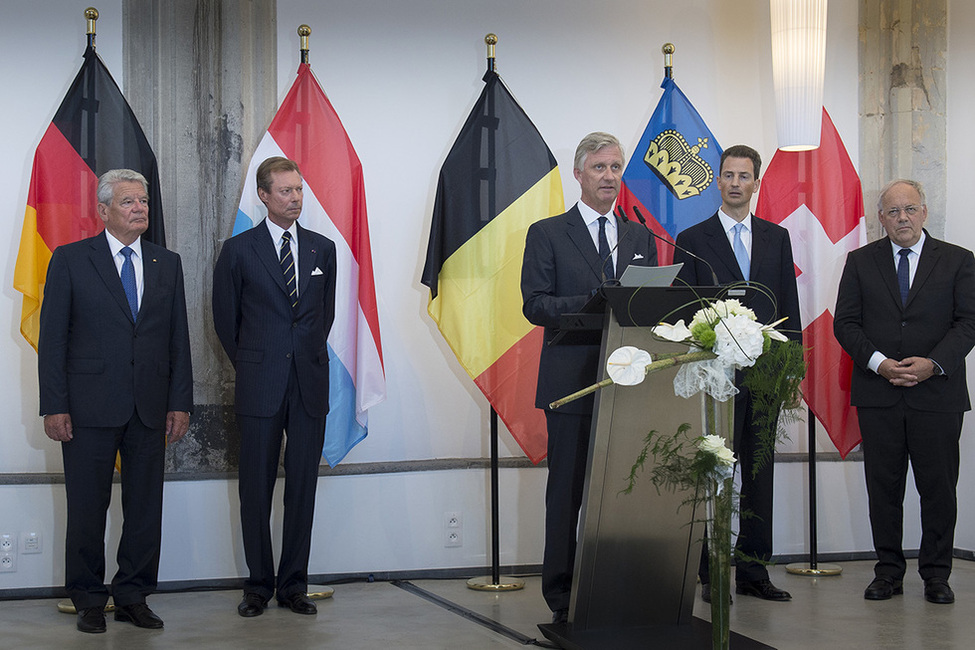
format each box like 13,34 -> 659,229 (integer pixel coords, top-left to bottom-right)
265,219 -> 299,298
867,232 -> 933,374
717,209 -> 752,258
105,230 -> 143,309
577,200 -> 618,268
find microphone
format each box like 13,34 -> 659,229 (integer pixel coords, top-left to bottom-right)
627,205 -> 721,286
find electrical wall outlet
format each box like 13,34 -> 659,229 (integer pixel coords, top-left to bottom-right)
0,553 -> 15,572
443,511 -> 463,547
444,511 -> 462,529
0,533 -> 14,553
21,531 -> 42,555
444,529 -> 463,548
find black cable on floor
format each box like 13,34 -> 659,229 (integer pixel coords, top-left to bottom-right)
391,580 -> 558,647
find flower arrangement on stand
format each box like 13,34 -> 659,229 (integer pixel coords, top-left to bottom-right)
551,294 -> 804,650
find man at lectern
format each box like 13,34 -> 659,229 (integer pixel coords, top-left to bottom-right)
522,132 -> 657,623
673,144 -> 801,603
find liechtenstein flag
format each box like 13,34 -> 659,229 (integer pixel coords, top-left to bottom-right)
234,63 -> 385,465
618,77 -> 723,264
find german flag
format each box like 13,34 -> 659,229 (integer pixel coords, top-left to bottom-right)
421,70 -> 563,464
15,45 -> 166,350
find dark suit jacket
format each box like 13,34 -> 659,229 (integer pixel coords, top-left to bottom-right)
834,231 -> 975,412
673,213 -> 801,340
212,220 -> 337,418
521,205 -> 657,414
38,233 -> 193,429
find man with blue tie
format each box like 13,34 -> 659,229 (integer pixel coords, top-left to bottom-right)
38,169 -> 193,633
213,157 -> 336,618
673,144 -> 801,603
522,132 -> 657,623
834,179 -> 975,604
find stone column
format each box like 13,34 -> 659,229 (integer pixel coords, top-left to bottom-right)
122,0 -> 277,472
860,0 -> 947,237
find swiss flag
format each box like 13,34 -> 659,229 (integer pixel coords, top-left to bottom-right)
756,109 -> 867,458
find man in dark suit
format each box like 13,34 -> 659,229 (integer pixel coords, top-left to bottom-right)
213,156 -> 336,618
522,132 -> 657,623
673,144 -> 800,603
834,179 -> 975,604
38,169 -> 193,633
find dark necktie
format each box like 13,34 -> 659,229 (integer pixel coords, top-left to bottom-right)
598,216 -> 614,280
120,246 -> 138,321
280,231 -> 298,309
897,248 -> 911,306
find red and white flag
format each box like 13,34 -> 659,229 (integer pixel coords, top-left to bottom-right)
756,108 -> 866,458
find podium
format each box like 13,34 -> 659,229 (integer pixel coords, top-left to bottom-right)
539,286 -> 773,650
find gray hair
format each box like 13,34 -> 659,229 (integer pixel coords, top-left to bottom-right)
877,178 -> 926,212
573,132 -> 624,171
97,169 -> 149,205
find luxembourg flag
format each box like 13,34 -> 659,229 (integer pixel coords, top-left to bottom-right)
233,63 -> 385,465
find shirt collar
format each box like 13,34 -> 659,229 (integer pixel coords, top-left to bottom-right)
717,209 -> 752,233
891,230 -> 926,257
265,218 -> 298,246
577,200 -> 616,229
104,230 -> 142,259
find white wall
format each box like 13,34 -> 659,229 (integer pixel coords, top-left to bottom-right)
1,0 -> 971,591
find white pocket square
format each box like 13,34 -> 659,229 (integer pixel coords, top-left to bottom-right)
311,267 -> 324,276
632,253 -> 644,260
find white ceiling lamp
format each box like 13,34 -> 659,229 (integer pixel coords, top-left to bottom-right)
770,0 -> 828,151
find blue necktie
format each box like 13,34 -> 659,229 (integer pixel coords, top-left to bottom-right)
120,246 -> 138,321
733,223 -> 750,281
897,248 -> 911,306
280,231 -> 298,309
598,216 -> 614,280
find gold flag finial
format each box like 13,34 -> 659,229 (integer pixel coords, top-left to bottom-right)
485,33 -> 497,73
663,43 -> 675,79
85,7 -> 99,48
298,24 -> 311,64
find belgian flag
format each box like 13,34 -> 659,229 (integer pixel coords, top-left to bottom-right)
15,45 -> 166,350
421,70 -> 563,463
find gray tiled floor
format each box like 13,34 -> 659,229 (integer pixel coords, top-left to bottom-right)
2,560 -> 972,649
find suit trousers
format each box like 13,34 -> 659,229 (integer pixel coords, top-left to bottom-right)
858,402 -> 962,581
542,410 -> 592,612
699,388 -> 775,584
237,361 -> 326,601
61,411 -> 165,609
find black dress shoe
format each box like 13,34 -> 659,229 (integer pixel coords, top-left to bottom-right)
277,592 -> 317,615
924,578 -> 955,604
863,576 -> 903,600
701,583 -> 732,604
238,592 -> 268,617
114,602 -> 164,629
77,607 -> 106,633
736,579 -> 791,601
551,608 -> 568,624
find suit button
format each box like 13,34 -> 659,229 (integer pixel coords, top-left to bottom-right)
902,321 -> 907,327
292,321 -> 298,328
286,352 -> 292,359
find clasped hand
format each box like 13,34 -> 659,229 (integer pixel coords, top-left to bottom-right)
878,356 -> 935,387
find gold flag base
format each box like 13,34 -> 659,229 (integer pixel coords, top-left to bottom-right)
58,598 -> 116,614
307,585 -> 335,600
786,562 -> 843,576
466,576 -> 525,591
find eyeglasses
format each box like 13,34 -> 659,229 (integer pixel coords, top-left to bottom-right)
883,205 -> 921,219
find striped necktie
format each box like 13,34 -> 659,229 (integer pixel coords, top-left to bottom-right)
280,231 -> 298,309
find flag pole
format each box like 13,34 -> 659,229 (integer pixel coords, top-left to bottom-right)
663,42 -> 674,79
786,154 -> 841,578
292,22 -> 337,601
85,6 -> 98,50
467,34 -> 524,593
